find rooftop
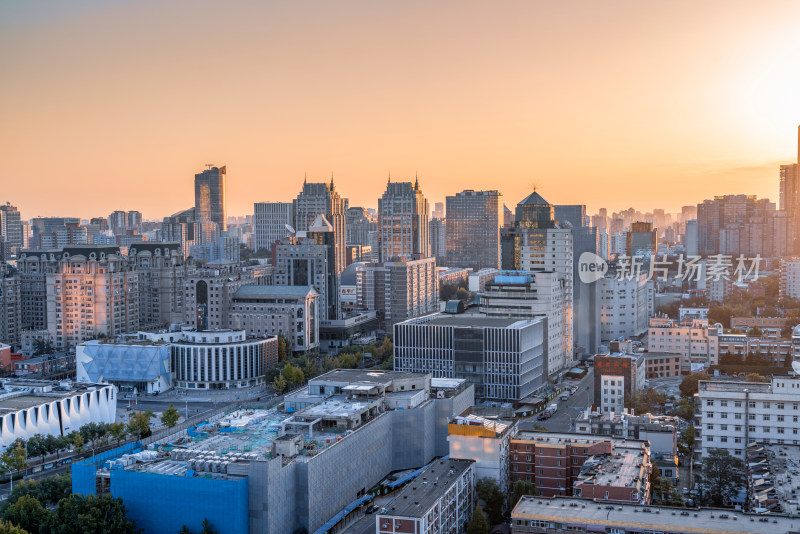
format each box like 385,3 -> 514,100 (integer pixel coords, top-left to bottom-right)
380,459 -> 474,518
233,285 -> 318,299
311,369 -> 426,385
422,314 -> 536,328
0,380 -> 111,415
511,496 -> 800,534
575,447 -> 649,490
746,443 -> 800,515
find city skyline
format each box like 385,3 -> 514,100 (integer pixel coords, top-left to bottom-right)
3,1 -> 800,219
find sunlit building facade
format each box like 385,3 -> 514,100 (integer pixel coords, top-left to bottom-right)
445,190 -> 503,271
378,179 -> 429,262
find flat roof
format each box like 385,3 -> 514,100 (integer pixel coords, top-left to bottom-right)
576,448 -> 648,489
311,369 -> 426,385
512,496 -> 800,534
747,443 -> 800,514
423,315 -> 534,328
233,285 -> 317,299
381,459 -> 474,518
298,396 -> 377,419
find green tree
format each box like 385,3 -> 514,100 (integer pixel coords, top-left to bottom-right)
376,337 -> 393,363
2,473 -> 72,513
31,339 -> 54,358
2,495 -> 49,534
678,424 -> 695,457
70,433 -> 84,453
674,399 -> 694,421
748,326 -> 764,337
700,448 -> 745,506
466,505 -> 490,534
199,519 -> 217,534
1,443 -> 28,494
679,372 -> 710,398
475,477 -> 504,525
277,335 -> 290,361
48,494 -> 140,534
508,480 -> 536,511
272,374 -> 288,393
282,364 -> 304,388
161,405 -> 180,428
0,520 -> 29,534
127,411 -> 153,440
110,422 -> 128,445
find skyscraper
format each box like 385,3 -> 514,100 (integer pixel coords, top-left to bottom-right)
445,190 -> 503,270
0,203 -> 23,249
502,191 -> 574,376
195,165 -> 227,232
293,178 -> 348,276
626,221 -> 657,257
378,178 -> 429,262
429,218 -> 447,263
253,202 -> 292,252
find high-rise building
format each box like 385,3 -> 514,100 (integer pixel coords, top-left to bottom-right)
30,218 -> 87,248
697,194 -> 793,257
253,202 -> 292,252
127,243 -> 187,328
360,257 -> 438,331
626,221 -> 657,257
127,211 -> 142,228
378,179 -> 429,261
683,219 -> 698,256
195,165 -> 227,232
429,218 -> 447,263
274,215 -> 339,321
445,190 -> 503,271
293,178 -> 348,275
345,206 -> 376,246
432,202 -> 445,219
0,263 -> 21,348
599,273 -> 649,341
46,246 -> 139,349
555,204 -> 601,355
0,203 -> 23,250
479,270 -> 566,378
108,211 -> 128,233
502,191 -> 574,375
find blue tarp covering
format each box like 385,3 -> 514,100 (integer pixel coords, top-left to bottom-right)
312,494 -> 374,534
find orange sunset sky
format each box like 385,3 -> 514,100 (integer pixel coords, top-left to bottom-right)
2,0 -> 800,220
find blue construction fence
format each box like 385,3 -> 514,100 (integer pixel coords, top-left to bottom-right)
71,441 -> 248,534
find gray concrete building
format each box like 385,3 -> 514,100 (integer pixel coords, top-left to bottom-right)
445,190 -> 503,271
293,179 -> 348,276
394,314 -> 545,402
378,179 -> 429,262
253,201 -> 292,252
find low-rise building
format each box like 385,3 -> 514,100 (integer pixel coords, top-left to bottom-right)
641,352 -> 682,378
696,375 -> 800,459
731,316 -> 788,336
0,379 -> 115,450
447,412 -> 517,491
509,432 -> 651,503
593,354 -> 646,414
376,459 -> 475,534
511,496 -> 797,534
647,317 -> 721,371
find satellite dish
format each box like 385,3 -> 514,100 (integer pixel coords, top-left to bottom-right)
793,361 -> 800,376
284,224 -> 296,235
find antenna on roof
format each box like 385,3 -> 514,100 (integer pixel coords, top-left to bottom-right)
205,163 -> 215,169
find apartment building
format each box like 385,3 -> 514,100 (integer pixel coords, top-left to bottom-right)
647,317 -> 720,370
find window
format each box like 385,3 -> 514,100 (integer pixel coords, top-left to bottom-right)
707,412 -> 714,418
778,415 -> 785,422
778,403 -> 785,409
764,402 -> 771,409
735,401 -> 742,408
764,414 -> 771,421
706,400 -> 714,406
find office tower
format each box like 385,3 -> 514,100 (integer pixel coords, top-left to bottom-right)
697,195 -> 792,257
0,263 -> 21,347
30,217 -> 88,248
599,272 -> 649,341
46,246 -> 139,349
598,229 -> 609,260
432,202 -> 445,219
127,211 -> 142,228
361,257 -> 438,331
293,178 -> 348,275
429,218 -> 447,263
274,215 -> 339,321
503,205 -> 514,228
378,179 -> 429,261
684,219 -> 698,256
127,242 -> 187,328
253,202 -> 292,252
554,204 -> 600,355
345,206 -> 377,246
0,203 -> 23,249
445,190 -> 503,270
626,221 -> 657,257
108,211 -> 128,233
195,165 -> 227,232
394,313 -> 545,402
501,191 -> 573,375
480,270 -> 565,378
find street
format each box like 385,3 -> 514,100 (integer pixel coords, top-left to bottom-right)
520,367 -> 595,433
